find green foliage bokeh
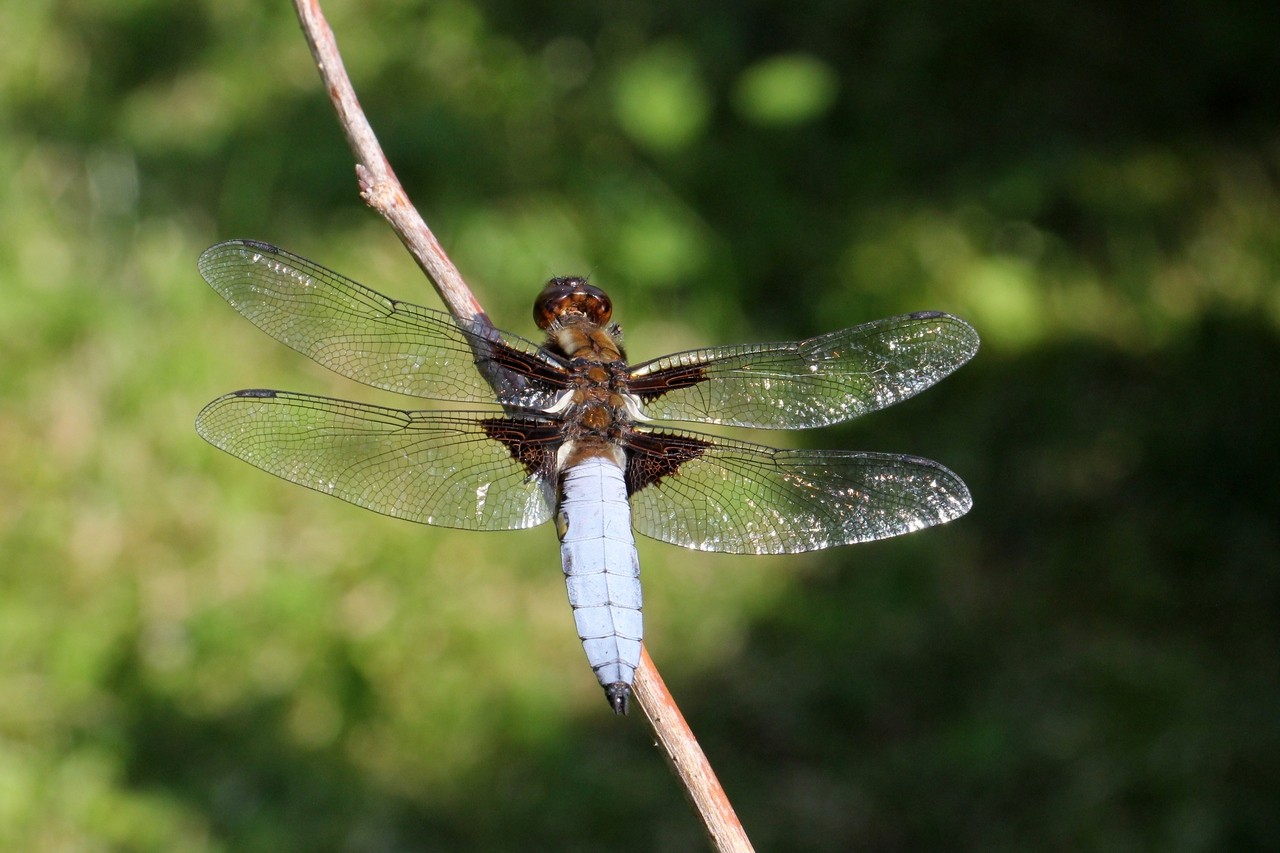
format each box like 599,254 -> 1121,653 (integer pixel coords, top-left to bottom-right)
1,0 -> 1277,849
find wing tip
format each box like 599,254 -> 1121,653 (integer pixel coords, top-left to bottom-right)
198,238 -> 282,278
202,237 -> 279,255
237,238 -> 279,253
914,310 -> 981,361
195,389 -> 280,438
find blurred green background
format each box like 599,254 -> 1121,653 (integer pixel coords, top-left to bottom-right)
3,0 -> 1278,849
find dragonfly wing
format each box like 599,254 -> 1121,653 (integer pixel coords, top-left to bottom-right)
625,427 -> 972,554
627,312 -> 979,429
196,390 -> 558,530
199,240 -> 567,408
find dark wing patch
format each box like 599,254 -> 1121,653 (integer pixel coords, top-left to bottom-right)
481,417 -> 563,480
624,429 -> 712,495
626,362 -> 708,403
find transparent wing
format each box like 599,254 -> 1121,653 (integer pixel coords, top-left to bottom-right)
627,312 -> 979,429
626,428 -> 971,554
199,240 -> 567,408
196,390 -> 557,530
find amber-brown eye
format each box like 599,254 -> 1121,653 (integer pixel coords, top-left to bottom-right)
533,277 -> 613,329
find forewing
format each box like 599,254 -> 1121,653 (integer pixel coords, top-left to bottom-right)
199,240 -> 567,408
627,312 -> 979,429
196,390 -> 557,530
626,428 -> 972,554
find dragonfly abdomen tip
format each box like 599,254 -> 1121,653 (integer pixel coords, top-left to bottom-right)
605,683 -> 630,715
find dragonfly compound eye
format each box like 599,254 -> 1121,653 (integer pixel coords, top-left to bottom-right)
534,277 -> 612,329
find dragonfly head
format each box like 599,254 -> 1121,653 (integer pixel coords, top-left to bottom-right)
534,276 -> 612,330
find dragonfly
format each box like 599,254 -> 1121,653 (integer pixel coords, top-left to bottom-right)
196,239 -> 978,714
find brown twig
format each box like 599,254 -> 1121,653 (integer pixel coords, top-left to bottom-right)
634,646 -> 756,851
293,0 -> 483,326
289,1 -> 754,850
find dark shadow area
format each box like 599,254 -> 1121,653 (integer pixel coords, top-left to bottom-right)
109,312 -> 1279,850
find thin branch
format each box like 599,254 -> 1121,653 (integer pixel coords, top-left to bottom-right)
289,1 -> 753,849
635,647 -> 756,852
293,0 -> 482,325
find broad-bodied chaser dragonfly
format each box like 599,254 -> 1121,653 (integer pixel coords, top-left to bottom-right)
196,240 -> 978,713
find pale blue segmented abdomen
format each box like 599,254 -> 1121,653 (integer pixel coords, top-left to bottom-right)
557,455 -> 642,712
